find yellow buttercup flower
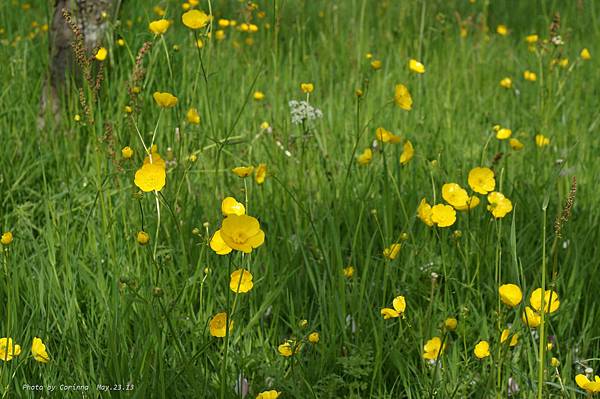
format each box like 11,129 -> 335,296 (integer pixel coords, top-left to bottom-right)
383,243 -> 401,260
409,59 -> 425,74
474,340 -> 490,359
209,312 -> 233,337
149,19 -> 171,35
509,138 -> 524,150
535,134 -> 550,147
182,9 -> 211,29
417,198 -> 434,227
343,266 -> 354,278
186,108 -> 201,124
454,196 -> 480,211
357,148 -> 373,166
500,329 -> 519,347
499,284 -> 523,307
529,288 -> 560,314
558,58 -> 569,68
487,192 -> 512,218
522,306 -> 541,328
375,127 -> 401,144
136,231 -> 150,245
499,77 -> 512,89
525,34 -> 539,44
1,232 -> 13,246
121,146 -> 133,159
253,91 -> 265,101
232,166 -> 254,177
550,357 -> 560,367
95,47 -> 108,61
442,183 -> 469,209
0,338 -> 21,361
431,204 -> 456,228
218,19 -> 230,28
153,91 -> 178,108
496,128 -> 512,140
308,332 -> 320,344
143,150 -> 167,169
256,390 -> 281,399
496,24 -> 508,36
370,60 -> 382,70
422,337 -> 444,360
444,317 -> 458,331
153,6 -> 166,16
134,162 -> 166,192
230,268 -> 253,293
300,83 -> 314,93
209,230 -> 232,255
255,163 -> 267,184
221,197 -> 245,216
278,340 -> 301,357
399,140 -> 414,165
580,48 -> 591,60
523,70 -> 537,82
576,374 -> 600,394
220,214 -> 265,253
31,337 -> 49,363
468,167 -> 495,195
394,84 -> 413,111
380,295 -> 406,320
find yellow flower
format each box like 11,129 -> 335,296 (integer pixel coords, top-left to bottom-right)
550,357 -> 560,367
525,34 -> 539,44
0,338 -> 21,361
523,70 -> 537,82
31,337 -> 49,363
134,162 -> 166,192
209,312 -> 233,337
1,232 -> 13,246
95,47 -> 108,61
529,288 -> 560,314
474,340 -> 490,359
417,198 -> 434,227
255,163 -> 267,184
496,24 -> 508,36
576,374 -> 600,394
143,150 -> 167,169
487,192 -> 513,218
136,231 -> 150,245
117,38 -> 125,46
442,183 -> 469,209
375,127 -> 401,144
230,268 -> 253,293
300,83 -> 314,93
209,230 -> 232,255
496,128 -> 512,140
381,295 -> 406,319
394,84 -> 413,111
422,337 -> 444,360
153,91 -> 178,108
222,197 -> 245,216
509,138 -> 524,150
399,140 -> 414,165
383,243 -> 401,260
196,38 -> 204,48
499,77 -> 512,89
215,30 -> 225,40
232,166 -> 254,177
558,58 -> 569,68
186,108 -> 201,124
149,19 -> 171,35
522,306 -> 541,328
220,214 -> 265,253
454,196 -> 480,211
357,148 -> 373,166
182,9 -> 211,29
535,134 -> 550,147
444,317 -> 458,331
499,284 -> 522,307
256,390 -> 281,399
343,266 -> 354,278
468,167 -> 495,195
253,91 -> 265,101
278,340 -> 301,357
409,59 -> 425,73
153,5 -> 166,16
308,332 -> 320,344
580,48 -> 591,60
218,19 -> 230,28
431,204 -> 456,228
500,330 -> 519,347
370,60 -> 382,70
121,146 -> 133,159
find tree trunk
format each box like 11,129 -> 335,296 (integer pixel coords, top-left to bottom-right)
39,0 -> 114,129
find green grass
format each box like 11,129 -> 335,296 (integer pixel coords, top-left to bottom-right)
1,0 -> 600,397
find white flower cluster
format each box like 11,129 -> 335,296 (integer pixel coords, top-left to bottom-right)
288,100 -> 322,125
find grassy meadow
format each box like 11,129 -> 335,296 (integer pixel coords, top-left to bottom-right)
2,0 -> 600,397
